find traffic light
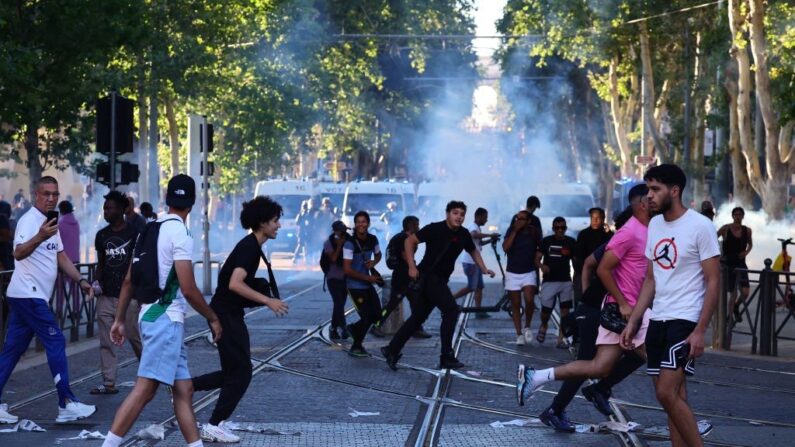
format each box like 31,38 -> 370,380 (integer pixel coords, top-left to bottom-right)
96,94 -> 134,155
96,161 -> 140,187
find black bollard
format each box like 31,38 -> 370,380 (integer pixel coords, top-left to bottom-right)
759,259 -> 774,356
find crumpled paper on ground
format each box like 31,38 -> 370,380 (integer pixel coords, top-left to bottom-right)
135,424 -> 165,440
489,418 -> 541,428
55,430 -> 105,443
347,408 -> 380,418
223,422 -> 300,436
0,419 -> 46,433
118,381 -> 136,387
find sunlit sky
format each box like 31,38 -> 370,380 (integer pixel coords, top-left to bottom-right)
470,0 -> 507,129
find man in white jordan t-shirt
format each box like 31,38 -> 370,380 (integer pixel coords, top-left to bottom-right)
452,208 -> 499,313
621,164 -> 720,447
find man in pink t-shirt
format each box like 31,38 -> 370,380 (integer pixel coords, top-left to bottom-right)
516,184 -> 652,411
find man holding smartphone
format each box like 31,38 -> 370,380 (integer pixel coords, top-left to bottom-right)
0,176 -> 96,424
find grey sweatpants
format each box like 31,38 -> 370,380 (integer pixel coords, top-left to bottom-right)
97,295 -> 143,386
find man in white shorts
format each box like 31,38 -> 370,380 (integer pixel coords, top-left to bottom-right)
622,164 -> 720,447
535,217 -> 577,347
503,210 -> 542,344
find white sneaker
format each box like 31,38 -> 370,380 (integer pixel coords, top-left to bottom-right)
0,403 -> 19,424
516,335 -> 526,345
523,328 -> 533,343
56,401 -> 96,423
201,422 -> 240,443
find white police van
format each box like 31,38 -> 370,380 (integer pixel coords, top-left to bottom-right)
342,180 -> 414,240
254,179 -> 315,251
535,183 -> 596,237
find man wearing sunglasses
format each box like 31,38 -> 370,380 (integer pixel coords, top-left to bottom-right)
535,217 -> 577,348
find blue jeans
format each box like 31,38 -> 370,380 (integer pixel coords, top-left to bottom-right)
0,297 -> 77,407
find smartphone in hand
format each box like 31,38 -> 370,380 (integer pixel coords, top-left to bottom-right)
46,210 -> 59,224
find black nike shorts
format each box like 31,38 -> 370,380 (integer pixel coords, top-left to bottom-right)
645,319 -> 697,376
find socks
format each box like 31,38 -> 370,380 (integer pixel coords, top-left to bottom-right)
101,432 -> 123,447
187,441 -> 204,447
532,367 -> 555,388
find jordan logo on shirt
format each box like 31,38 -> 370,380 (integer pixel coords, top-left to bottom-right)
652,237 -> 677,270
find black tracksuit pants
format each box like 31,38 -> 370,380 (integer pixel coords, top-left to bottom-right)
551,303 -> 645,413
192,308 -> 252,426
388,274 -> 459,356
348,286 -> 382,347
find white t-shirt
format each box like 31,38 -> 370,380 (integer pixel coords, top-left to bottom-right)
139,214 -> 193,323
7,207 -> 63,300
460,222 -> 482,264
646,209 -> 720,322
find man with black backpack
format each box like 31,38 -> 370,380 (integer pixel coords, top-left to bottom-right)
377,215 -> 431,338
322,220 -> 350,340
381,201 -> 495,371
101,175 -> 222,447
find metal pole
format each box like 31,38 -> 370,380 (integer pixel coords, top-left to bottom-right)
682,22 -> 691,179
148,96 -> 159,206
759,259 -> 774,356
714,263 -> 728,350
110,91 -> 117,190
202,121 -> 211,295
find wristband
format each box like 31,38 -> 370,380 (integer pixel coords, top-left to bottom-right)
79,278 -> 90,286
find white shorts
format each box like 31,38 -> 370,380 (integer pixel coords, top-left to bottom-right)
505,271 -> 538,291
539,281 -> 574,309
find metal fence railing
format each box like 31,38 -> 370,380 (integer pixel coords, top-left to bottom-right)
0,263 -> 97,348
714,259 -> 794,356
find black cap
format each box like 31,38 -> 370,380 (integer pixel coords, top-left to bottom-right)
628,184 -> 649,202
331,220 -> 348,231
166,174 -> 196,208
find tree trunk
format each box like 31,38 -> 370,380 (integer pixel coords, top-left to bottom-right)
25,125 -> 43,195
608,58 -> 633,176
724,61 -> 756,206
747,0 -> 788,219
164,94 -> 180,177
639,22 -> 671,162
690,31 -> 708,202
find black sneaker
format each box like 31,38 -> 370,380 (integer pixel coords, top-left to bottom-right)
539,406 -> 575,433
369,326 -> 386,338
582,384 -> 614,416
340,325 -> 350,339
439,354 -> 465,370
330,327 -> 341,340
380,346 -> 401,371
733,304 -> 743,323
412,329 -> 432,339
349,345 -> 369,357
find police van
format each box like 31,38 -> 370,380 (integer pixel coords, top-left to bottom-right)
254,179 -> 315,251
342,180 -> 414,240
534,183 -> 596,237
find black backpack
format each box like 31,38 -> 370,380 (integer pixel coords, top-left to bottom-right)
131,219 -> 179,304
385,234 -> 402,270
319,234 -> 344,274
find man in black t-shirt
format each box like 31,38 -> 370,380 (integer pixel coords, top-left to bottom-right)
193,196 -> 288,442
381,201 -> 495,371
535,217 -> 577,347
574,207 -> 613,302
92,191 -> 142,395
377,215 -> 430,338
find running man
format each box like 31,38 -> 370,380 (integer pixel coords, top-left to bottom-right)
517,184 -> 651,426
381,201 -> 495,370
503,210 -> 542,345
717,207 -> 753,322
343,211 -> 383,357
324,220 -> 350,340
622,164 -> 721,447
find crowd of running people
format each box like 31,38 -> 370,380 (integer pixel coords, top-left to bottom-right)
0,163 -> 756,446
